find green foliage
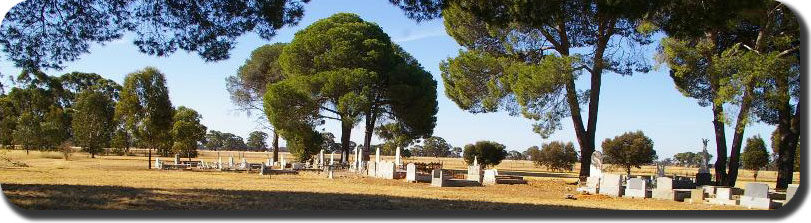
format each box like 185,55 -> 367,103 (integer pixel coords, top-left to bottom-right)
421,136 -> 453,157
771,129 -> 800,171
204,130 -> 226,150
171,106 -> 207,158
506,151 -> 525,160
524,146 -> 541,161
247,131 -> 269,151
0,0 -> 309,70
116,67 -> 174,156
226,43 -> 288,126
41,106 -> 69,150
462,141 -> 508,168
320,132 -> 340,153
602,131 -> 657,176
222,133 -> 247,151
742,136 -> 770,172
285,128 -> 323,162
12,112 -> 43,151
533,141 -> 579,172
0,95 -> 16,147
672,151 -> 714,167
72,89 -> 115,158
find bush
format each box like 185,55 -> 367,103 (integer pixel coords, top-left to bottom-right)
532,141 -> 579,172
602,131 -> 656,176
462,141 -> 508,168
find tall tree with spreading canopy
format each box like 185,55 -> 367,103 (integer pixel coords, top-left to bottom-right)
422,136 -> 453,158
0,0 -> 310,73
268,13 -> 436,162
72,89 -> 114,158
392,0 -> 656,179
227,43 -> 287,160
116,67 -> 174,169
657,0 -> 798,187
171,106 -> 207,159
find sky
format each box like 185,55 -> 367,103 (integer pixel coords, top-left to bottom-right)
0,0 -> 779,160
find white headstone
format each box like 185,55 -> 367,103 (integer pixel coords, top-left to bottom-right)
229,156 -> 235,167
740,183 -> 771,209
174,154 -> 180,165
319,149 -> 324,166
330,152 -> 335,165
483,169 -> 498,185
395,147 -> 402,166
375,147 -> 380,163
599,174 -> 622,197
625,178 -> 648,198
590,151 -> 603,178
155,158 -> 162,169
473,156 -> 478,166
656,163 -> 666,177
406,163 -> 417,182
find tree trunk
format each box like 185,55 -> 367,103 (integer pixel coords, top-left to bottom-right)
272,130 -> 279,162
711,104 -> 729,186
776,101 -> 800,189
148,148 -> 152,169
363,109 -> 378,162
626,165 -> 632,177
340,120 -> 352,163
726,85 -> 754,186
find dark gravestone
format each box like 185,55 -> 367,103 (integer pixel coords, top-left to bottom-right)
695,173 -> 712,186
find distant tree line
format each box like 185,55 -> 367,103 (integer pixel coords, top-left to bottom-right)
0,68 -> 207,167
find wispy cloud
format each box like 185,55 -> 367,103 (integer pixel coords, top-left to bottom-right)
391,29 -> 446,43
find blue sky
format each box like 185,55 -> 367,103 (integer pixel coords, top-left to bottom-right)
0,0 -> 778,160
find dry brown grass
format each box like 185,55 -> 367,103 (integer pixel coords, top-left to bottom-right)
0,150 -> 790,210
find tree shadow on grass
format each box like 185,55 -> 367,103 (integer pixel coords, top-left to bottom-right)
1,183 -> 601,212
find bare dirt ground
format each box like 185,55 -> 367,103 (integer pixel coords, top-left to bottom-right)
0,149 -> 794,210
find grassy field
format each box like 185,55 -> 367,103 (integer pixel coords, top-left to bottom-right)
0,149 -> 796,210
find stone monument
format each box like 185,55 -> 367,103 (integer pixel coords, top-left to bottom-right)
590,151 -> 603,178
696,139 -> 712,186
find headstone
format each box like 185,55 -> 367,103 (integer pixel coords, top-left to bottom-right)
174,154 -> 180,165
652,177 -> 688,201
280,157 -> 287,170
380,161 -> 396,180
624,178 -> 648,198
690,189 -> 705,203
483,169 -> 499,185
430,169 -> 448,187
241,158 -> 248,169
375,147 -> 381,163
739,183 -> 771,209
473,156 -> 478,166
217,157 -> 223,169
330,152 -> 335,165
267,158 -> 273,167
357,148 -> 364,172
590,151 -> 603,178
695,173 -> 712,186
292,162 -> 305,170
155,158 -> 162,169
259,165 -> 266,175
577,176 -> 601,194
599,174 -> 622,197
406,163 -> 417,182
395,147 -> 402,166
708,187 -> 739,206
319,149 -> 324,166
367,161 -> 377,177
786,184 -> 799,203
229,156 -> 235,168
328,169 -> 334,179
467,164 -> 483,183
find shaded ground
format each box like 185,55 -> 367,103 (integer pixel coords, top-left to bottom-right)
2,184 -> 600,210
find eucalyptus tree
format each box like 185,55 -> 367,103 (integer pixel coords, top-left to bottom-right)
392,0 -> 656,178
227,43 -> 287,159
247,131 -> 269,152
72,89 -> 115,158
116,67 -> 174,168
171,106 -> 207,159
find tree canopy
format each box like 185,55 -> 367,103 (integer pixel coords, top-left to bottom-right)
0,0 -> 309,71
533,141 -> 579,172
462,141 -> 508,168
602,131 -> 657,176
400,0 -> 656,179
247,131 -> 269,152
72,89 -> 115,158
171,106 -> 207,158
116,67 -> 174,168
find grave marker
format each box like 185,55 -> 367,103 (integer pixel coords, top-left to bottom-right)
624,178 -> 648,198
740,183 -> 772,209
599,174 -> 622,197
